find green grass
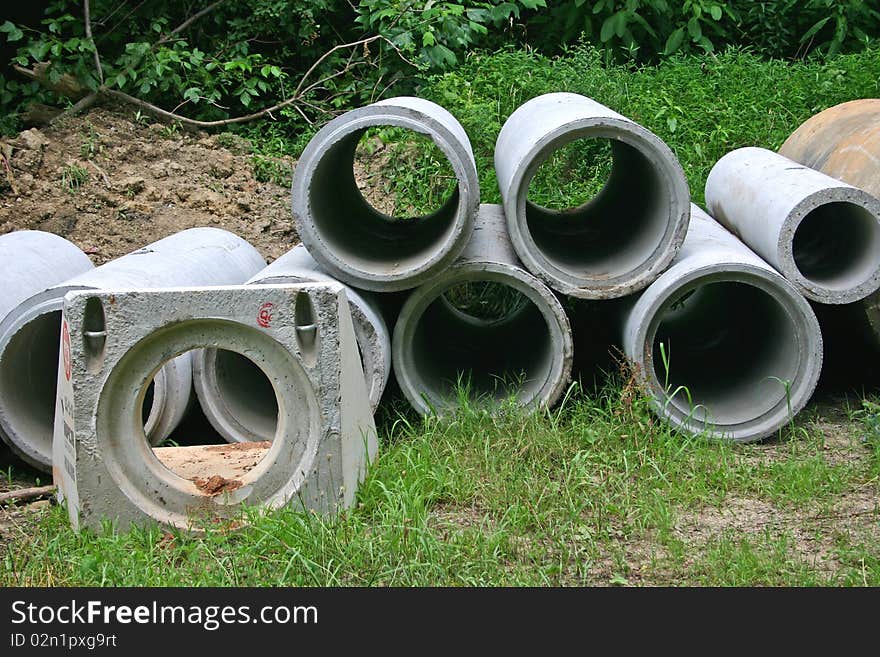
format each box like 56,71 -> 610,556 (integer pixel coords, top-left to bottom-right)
3,382 -> 879,587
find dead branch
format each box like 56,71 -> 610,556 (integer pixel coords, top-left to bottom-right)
0,484 -> 56,505
87,159 -> 111,188
83,0 -> 104,84
156,0 -> 228,47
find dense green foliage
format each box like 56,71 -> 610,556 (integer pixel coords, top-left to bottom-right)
1,1 -> 877,135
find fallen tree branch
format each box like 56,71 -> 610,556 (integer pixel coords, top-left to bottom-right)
14,30 -> 414,130
0,484 -> 56,505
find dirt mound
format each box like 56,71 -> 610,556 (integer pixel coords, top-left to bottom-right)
0,106 -> 298,263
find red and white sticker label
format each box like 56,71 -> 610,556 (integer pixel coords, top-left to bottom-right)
61,318 -> 72,381
257,302 -> 274,328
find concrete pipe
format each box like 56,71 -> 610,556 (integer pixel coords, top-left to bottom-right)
193,244 -> 391,442
705,146 -> 880,305
621,204 -> 823,443
0,231 -> 94,325
778,99 -> 880,355
0,227 -> 266,471
393,203 -> 572,415
291,96 -> 480,292
494,92 -> 690,299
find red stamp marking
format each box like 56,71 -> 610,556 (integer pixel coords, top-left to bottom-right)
61,319 -> 72,381
257,302 -> 275,328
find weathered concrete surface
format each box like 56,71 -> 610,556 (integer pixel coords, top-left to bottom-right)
621,204 -> 823,442
0,227 -> 266,471
705,146 -> 880,304
393,203 -> 572,415
292,96 -> 480,292
55,283 -> 377,533
193,244 -> 390,443
779,98 -> 880,360
0,231 -> 94,325
0,231 -> 95,471
495,92 -> 690,299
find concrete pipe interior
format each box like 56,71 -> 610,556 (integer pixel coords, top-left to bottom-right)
147,349 -> 277,482
0,310 -> 61,460
525,135 -> 670,279
198,348 -> 280,442
792,201 -> 880,292
650,281 -> 801,427
308,126 -> 461,275
410,281 -> 554,403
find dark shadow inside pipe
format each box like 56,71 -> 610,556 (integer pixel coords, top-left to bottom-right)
0,311 -> 61,456
651,282 -> 800,426
411,282 -> 554,403
309,128 -> 461,274
793,201 -> 880,291
526,137 -> 669,278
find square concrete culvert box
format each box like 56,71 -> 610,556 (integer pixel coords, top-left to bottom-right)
53,283 -> 377,533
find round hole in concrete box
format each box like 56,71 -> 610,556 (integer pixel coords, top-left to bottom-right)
792,201 -> 880,292
146,349 -> 278,490
651,281 -> 801,427
412,281 -> 552,403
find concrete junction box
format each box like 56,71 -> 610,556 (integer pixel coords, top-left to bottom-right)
54,283 -> 377,532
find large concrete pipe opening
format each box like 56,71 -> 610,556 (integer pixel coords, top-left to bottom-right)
622,205 -> 823,443
393,268 -> 572,414
525,136 -> 671,285
292,97 -> 480,291
0,310 -> 61,465
193,348 -> 279,443
495,93 -> 690,299
705,147 -> 880,304
649,281 -> 801,428
792,201 -> 880,293
145,349 -> 278,483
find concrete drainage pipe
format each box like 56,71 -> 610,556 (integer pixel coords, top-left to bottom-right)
621,205 -> 823,443
705,147 -> 880,305
0,227 -> 266,471
291,96 -> 480,292
778,99 -> 880,352
193,244 -> 391,442
495,92 -> 690,299
393,204 -> 572,415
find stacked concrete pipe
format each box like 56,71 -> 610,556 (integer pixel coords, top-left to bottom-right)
778,99 -> 880,356
0,231 -> 95,468
621,204 -> 823,442
705,147 -> 880,305
192,244 -> 391,442
392,203 -> 573,414
0,227 -> 266,471
291,96 -> 480,292
495,92 -> 691,299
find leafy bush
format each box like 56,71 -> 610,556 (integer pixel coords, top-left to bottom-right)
522,1 -> 880,61
357,0 -> 546,69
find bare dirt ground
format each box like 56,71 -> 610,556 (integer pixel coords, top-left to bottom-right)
0,105 -> 298,264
